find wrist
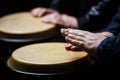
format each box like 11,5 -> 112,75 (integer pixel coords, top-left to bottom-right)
97,32 -> 114,37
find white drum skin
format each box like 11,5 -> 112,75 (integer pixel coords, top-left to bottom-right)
7,42 -> 91,76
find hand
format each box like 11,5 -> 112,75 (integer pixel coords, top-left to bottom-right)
31,7 -> 56,17
40,12 -> 63,24
41,13 -> 79,29
61,28 -> 109,59
65,32 -> 113,51
31,7 -> 79,28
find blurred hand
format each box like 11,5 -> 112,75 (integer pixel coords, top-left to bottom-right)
31,7 -> 79,29
41,13 -> 79,29
40,12 -> 62,24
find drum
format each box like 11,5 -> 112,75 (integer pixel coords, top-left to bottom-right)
5,42 -> 92,79
0,11 -> 60,62
0,11 -> 59,43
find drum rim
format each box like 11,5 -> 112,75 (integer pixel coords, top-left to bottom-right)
6,57 -> 78,76
0,35 -> 56,43
6,42 -> 90,75
0,27 -> 60,43
0,11 -> 56,34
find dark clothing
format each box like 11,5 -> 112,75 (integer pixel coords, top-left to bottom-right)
104,6 -> 120,35
98,5 -> 120,72
49,0 -> 119,32
78,0 -> 120,32
49,0 -> 120,72
50,0 -> 94,17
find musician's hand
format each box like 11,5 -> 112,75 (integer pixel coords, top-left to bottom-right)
31,7 -> 56,17
41,13 -> 79,29
40,12 -> 63,24
61,28 -> 110,59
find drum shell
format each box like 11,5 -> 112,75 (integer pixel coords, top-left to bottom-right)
2,57 -> 91,80
2,42 -> 92,80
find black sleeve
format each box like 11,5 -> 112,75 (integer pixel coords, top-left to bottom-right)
98,5 -> 120,63
98,34 -> 120,71
103,6 -> 120,35
98,34 -> 120,62
77,0 -> 119,31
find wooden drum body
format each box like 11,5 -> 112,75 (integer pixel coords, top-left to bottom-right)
7,42 -> 91,76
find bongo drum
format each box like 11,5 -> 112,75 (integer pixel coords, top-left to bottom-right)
0,11 -> 59,43
7,42 -> 92,76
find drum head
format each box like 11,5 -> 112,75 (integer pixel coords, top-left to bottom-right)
7,42 -> 90,75
0,12 -> 59,42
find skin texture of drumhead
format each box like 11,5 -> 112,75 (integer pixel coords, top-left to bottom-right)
7,42 -> 90,75
0,12 -> 55,34
9,42 -> 88,64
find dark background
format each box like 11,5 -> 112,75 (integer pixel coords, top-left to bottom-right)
0,0 -> 52,17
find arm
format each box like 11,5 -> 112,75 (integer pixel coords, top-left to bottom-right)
98,34 -> 120,61
103,6 -> 120,35
98,5 -> 120,61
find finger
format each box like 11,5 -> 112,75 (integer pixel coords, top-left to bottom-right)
67,28 -> 89,37
37,10 -> 46,17
41,16 -> 50,22
31,9 -> 40,17
65,36 -> 84,47
41,9 -> 56,17
41,17 -> 56,23
67,33 -> 85,41
65,43 -> 83,51
41,13 -> 56,22
41,13 -> 55,22
68,29 -> 84,36
71,46 -> 83,51
65,43 -> 72,50
60,28 -> 69,37
44,13 -> 61,24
